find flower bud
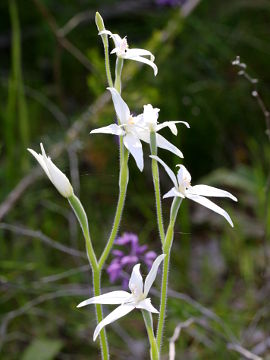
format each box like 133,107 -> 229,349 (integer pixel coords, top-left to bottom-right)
28,143 -> 73,198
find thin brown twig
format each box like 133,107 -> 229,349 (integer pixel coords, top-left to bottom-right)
0,223 -> 86,259
227,343 -> 262,360
32,0 -> 97,74
232,55 -> 270,271
59,0 -> 152,37
169,318 -> 195,360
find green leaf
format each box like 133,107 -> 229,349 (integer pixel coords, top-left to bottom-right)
22,338 -> 63,360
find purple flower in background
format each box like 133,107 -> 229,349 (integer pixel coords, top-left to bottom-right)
156,0 -> 187,7
107,232 -> 157,289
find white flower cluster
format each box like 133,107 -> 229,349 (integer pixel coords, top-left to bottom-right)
27,15 -> 237,342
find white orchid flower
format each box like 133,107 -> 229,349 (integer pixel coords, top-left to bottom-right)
151,156 -> 237,227
136,104 -> 189,158
77,254 -> 165,341
99,29 -> 158,76
90,88 -> 185,171
27,143 -> 73,198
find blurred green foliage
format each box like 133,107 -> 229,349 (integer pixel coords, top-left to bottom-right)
1,0 -> 270,359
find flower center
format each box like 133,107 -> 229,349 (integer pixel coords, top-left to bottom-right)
117,37 -> 129,56
178,178 -> 191,195
128,116 -> 134,125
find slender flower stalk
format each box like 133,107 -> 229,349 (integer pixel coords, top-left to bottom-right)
98,147 -> 129,271
68,195 -> 109,359
68,194 -> 97,270
150,131 -> 165,244
114,57 -> 124,94
93,22 -> 129,358
142,310 -> 160,360
156,197 -> 182,350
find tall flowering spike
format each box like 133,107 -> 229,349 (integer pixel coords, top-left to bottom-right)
151,155 -> 237,227
98,24 -> 158,76
90,88 -> 186,170
77,254 -> 166,341
28,143 -> 73,198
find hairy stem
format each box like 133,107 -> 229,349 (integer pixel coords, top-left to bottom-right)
93,270 -> 110,360
142,310 -> 160,360
98,147 -> 129,270
114,57 -> 124,94
156,197 -> 182,351
150,132 -> 165,244
68,194 -> 109,360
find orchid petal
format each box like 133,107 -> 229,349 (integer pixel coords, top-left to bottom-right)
123,133 -> 144,171
28,143 -> 73,198
46,157 -> 73,197
156,121 -> 190,135
107,87 -> 130,124
98,30 -> 112,37
144,254 -> 165,297
122,55 -> 158,76
129,264 -> 143,297
189,185 -> 237,202
136,298 -> 159,313
156,133 -> 183,158
90,124 -> 125,136
93,304 -> 134,341
77,291 -> 131,308
163,187 -> 184,199
27,148 -> 51,180
186,193 -> 234,227
150,156 -> 178,188
125,48 -> 155,62
110,33 -> 124,48
141,104 -> 160,131
176,165 -> 191,187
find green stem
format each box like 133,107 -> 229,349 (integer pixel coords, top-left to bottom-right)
150,132 -> 165,244
114,57 -> 124,94
142,310 -> 160,360
68,194 -> 98,270
93,270 -> 110,360
68,194 -> 109,360
7,0 -> 29,182
156,197 -> 182,351
95,12 -> 113,88
98,147 -> 129,270
114,55 -> 125,178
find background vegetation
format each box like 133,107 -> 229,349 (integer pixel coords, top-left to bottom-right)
1,0 -> 270,359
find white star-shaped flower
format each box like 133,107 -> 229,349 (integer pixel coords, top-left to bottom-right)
90,88 -> 186,171
28,143 -> 73,198
77,254 -> 165,341
99,29 -> 158,76
151,156 -> 237,227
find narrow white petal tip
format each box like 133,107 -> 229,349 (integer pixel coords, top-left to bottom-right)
76,301 -> 86,308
